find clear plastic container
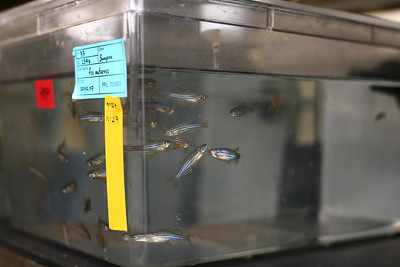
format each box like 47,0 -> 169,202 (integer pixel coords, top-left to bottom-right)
2,0 -> 400,266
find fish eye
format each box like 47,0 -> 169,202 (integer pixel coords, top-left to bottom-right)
164,141 -> 170,147
133,236 -> 138,239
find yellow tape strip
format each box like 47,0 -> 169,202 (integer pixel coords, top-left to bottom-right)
104,95 -> 127,231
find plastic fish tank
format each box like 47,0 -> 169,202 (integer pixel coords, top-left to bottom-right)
2,0 -> 400,266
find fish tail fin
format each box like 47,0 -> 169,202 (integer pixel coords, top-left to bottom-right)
59,139 -> 66,151
123,145 -> 136,151
125,147 -> 157,158
173,178 -> 179,188
167,176 -> 179,188
201,122 -> 208,128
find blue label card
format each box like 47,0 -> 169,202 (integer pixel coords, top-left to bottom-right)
72,39 -> 127,100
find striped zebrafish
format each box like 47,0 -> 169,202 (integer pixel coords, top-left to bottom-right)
171,137 -> 191,150
229,104 -> 253,117
167,144 -> 207,187
79,112 -> 104,126
122,232 -> 190,244
88,169 -> 106,180
86,151 -> 105,166
139,101 -> 174,115
165,123 -> 208,136
124,139 -> 171,157
208,148 -> 240,164
162,87 -> 207,105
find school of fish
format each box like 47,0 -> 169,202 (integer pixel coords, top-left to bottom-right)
29,74 -> 282,249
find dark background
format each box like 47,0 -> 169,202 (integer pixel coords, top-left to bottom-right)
0,0 -> 31,11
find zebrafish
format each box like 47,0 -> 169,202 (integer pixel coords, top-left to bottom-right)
86,151 -> 105,166
83,197 -> 92,213
375,112 -> 385,121
57,139 -> 69,163
269,94 -> 283,112
61,180 -> 77,194
150,119 -> 158,128
209,148 -> 240,164
79,112 -> 104,126
150,111 -> 158,128
138,78 -> 157,90
97,216 -> 109,231
230,104 -> 253,117
27,165 -> 46,180
68,101 -> 77,119
268,94 -> 283,124
124,139 -> 171,157
140,102 -> 174,115
64,92 -> 78,119
51,215 -> 70,247
165,123 -> 208,136
75,222 -> 91,240
122,232 -> 191,244
141,69 -> 156,74
171,137 -> 191,150
162,87 -> 207,105
88,169 -> 106,180
167,144 -> 207,187
96,231 -> 107,252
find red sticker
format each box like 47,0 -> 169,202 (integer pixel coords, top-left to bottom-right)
35,80 -> 55,109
